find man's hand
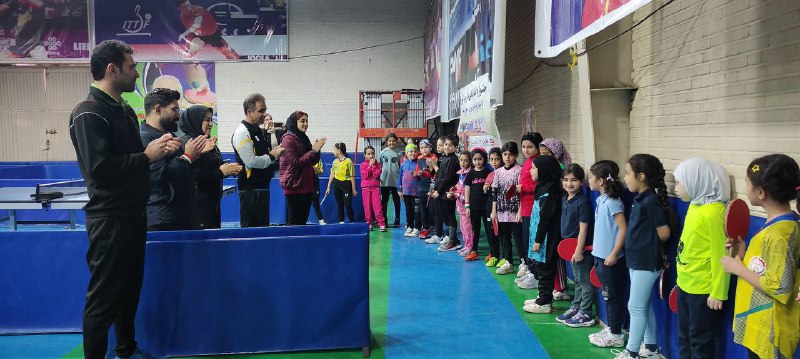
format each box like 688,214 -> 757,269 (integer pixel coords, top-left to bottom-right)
219,163 -> 242,176
312,137 -> 327,152
270,145 -> 285,158
183,135 -> 206,160
144,134 -> 180,162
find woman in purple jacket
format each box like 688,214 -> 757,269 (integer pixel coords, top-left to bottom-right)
279,111 -> 327,225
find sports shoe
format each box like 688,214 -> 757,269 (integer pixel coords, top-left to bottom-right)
419,229 -> 430,239
319,219 -> 326,225
515,271 -> 531,284
410,229 -> 420,236
117,349 -> 165,359
523,296 -> 539,305
496,258 -> 508,268
516,273 -> 539,289
439,235 -> 450,245
458,247 -> 470,256
424,236 -> 439,244
485,257 -> 498,267
380,226 -> 387,232
522,302 -> 552,313
465,251 -> 479,261
404,228 -> 413,236
639,343 -> 665,358
612,349 -> 637,359
496,261 -> 513,275
516,263 -> 529,278
556,306 -> 579,323
564,311 -> 596,328
438,240 -> 460,252
368,225 -> 373,231
553,290 -> 572,301
589,327 -> 624,348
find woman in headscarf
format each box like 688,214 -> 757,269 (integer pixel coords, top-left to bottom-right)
179,105 -> 242,229
672,157 -> 731,358
279,111 -> 327,225
540,137 -> 573,168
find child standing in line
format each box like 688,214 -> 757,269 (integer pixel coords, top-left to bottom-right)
540,137 -> 573,301
587,160 -> 629,348
491,142 -> 523,275
425,137 -> 447,244
399,143 -> 421,237
456,150 -> 475,256
516,132 -> 543,288
615,153 -> 674,359
432,134 -> 461,251
721,154 -> 800,359
360,146 -> 386,232
523,155 -> 563,314
416,139 -> 437,239
464,149 -> 492,262
673,157 -> 731,359
557,164 -> 596,327
326,142 -> 357,223
379,133 -> 403,227
484,148 -> 503,266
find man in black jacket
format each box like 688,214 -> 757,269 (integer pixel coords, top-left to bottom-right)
140,88 -> 209,231
69,40 -> 179,359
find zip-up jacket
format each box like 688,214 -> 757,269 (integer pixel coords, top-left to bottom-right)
140,123 -> 196,227
433,152 -> 459,197
232,120 -> 275,191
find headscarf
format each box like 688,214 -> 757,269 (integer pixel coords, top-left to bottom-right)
540,138 -> 572,166
179,105 -> 211,139
405,143 -> 418,152
532,155 -> 563,199
420,139 -> 432,149
285,111 -> 312,152
673,157 -> 731,205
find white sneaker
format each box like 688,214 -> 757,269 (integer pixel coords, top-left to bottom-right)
424,236 -> 439,244
522,302 -> 552,313
410,229 -> 420,236
318,219 -> 325,225
516,273 -> 539,289
589,327 -> 624,348
496,261 -> 513,275
514,271 -> 532,284
553,290 -> 572,301
404,228 -> 413,237
516,263 -> 529,278
612,349 -> 637,359
639,343 -> 664,358
524,298 -> 538,306
439,235 -> 450,245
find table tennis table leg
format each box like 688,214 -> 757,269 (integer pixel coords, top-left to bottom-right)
69,210 -> 77,229
9,209 -> 17,231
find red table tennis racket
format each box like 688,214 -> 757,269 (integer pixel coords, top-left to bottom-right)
492,217 -> 499,236
590,267 -> 601,288
557,237 -> 593,261
485,172 -> 495,185
669,285 -> 679,313
725,199 -> 750,256
504,185 -> 517,200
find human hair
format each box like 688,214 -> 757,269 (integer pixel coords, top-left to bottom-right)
590,160 -> 623,199
628,153 -> 676,230
563,163 -> 585,182
501,141 -> 519,156
444,134 -> 459,147
746,154 -> 800,204
242,93 -> 265,115
90,40 -> 134,81
471,148 -> 488,164
334,142 -> 349,158
521,132 -> 544,149
459,150 -> 472,159
144,88 -> 181,115
363,145 -> 375,155
488,147 -> 502,159
386,133 -> 398,141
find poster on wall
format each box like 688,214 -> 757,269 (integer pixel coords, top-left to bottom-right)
122,62 -> 219,138
448,0 -> 500,150
423,0 -> 442,120
94,0 -> 288,61
0,0 -> 89,61
534,0 -> 651,58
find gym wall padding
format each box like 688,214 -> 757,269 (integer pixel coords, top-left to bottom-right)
0,224 -> 371,357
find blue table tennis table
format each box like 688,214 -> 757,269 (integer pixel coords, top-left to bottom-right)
0,183 -> 236,230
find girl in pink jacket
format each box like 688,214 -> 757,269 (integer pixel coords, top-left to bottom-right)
361,146 -> 387,232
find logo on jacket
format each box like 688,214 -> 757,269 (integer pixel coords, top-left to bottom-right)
748,256 -> 766,276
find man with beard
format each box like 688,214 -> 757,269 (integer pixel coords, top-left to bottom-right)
70,40 -> 177,359
140,88 -> 211,231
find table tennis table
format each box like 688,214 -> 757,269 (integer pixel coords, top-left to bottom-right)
0,181 -> 236,230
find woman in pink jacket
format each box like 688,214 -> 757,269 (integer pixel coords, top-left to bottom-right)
361,146 -> 387,232
279,111 -> 326,225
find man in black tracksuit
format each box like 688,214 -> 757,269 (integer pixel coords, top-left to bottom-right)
140,88 -> 207,231
69,40 -> 180,359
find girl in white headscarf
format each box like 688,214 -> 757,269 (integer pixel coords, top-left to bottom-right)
672,157 -> 732,359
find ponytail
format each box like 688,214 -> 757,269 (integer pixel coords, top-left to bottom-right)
590,160 -> 623,199
628,154 -> 677,231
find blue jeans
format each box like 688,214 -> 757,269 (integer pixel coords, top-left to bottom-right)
626,268 -> 661,353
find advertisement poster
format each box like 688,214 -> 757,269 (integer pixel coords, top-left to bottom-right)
456,73 -> 499,152
534,0 -> 651,58
94,0 -> 288,61
0,0 -> 89,60
122,62 -> 218,138
423,0 -> 441,120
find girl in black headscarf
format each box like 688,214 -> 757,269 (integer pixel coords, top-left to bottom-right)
179,105 -> 241,229
523,154 -> 564,313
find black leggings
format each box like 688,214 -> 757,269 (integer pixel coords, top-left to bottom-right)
312,176 -> 323,221
286,193 -> 312,225
469,208 -> 491,255
381,186 -> 401,225
402,195 -> 420,229
497,222 -> 521,264
519,216 -> 531,265
418,193 -> 430,229
438,197 -> 457,241
332,179 -> 354,223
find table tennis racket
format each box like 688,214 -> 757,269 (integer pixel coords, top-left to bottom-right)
590,267 -> 601,288
492,217 -> 499,236
669,285 -> 679,313
485,172 -> 495,185
504,185 -> 517,200
557,237 -> 593,261
659,270 -> 666,300
725,199 -> 750,257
